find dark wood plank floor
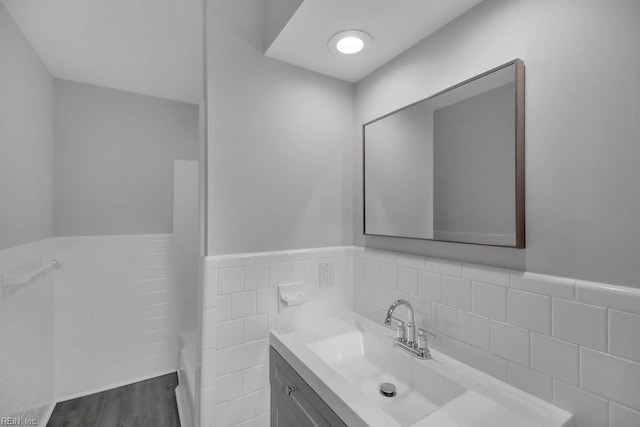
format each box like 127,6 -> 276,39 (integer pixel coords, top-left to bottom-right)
47,373 -> 180,427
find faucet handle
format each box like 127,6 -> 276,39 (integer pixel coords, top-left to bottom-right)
384,315 -> 407,342
417,329 -> 435,355
418,328 -> 436,338
395,322 -> 405,343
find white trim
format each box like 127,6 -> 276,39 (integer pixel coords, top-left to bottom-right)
352,245 -> 640,297
54,233 -> 175,242
175,385 -> 193,427
55,369 -> 177,402
41,402 -> 55,426
204,245 -> 351,267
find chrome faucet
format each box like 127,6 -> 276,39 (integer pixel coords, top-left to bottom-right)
384,299 -> 416,345
384,299 -> 434,360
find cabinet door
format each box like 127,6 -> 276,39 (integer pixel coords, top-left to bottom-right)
270,347 -> 347,427
272,395 -> 309,427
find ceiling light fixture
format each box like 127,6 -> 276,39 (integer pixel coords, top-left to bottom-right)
328,30 -> 372,55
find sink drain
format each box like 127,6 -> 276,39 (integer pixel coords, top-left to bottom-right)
379,382 -> 397,397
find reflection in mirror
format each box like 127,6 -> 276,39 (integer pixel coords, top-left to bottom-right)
364,60 -> 524,248
365,99 -> 435,239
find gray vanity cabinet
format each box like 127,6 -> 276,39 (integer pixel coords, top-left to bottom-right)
270,347 -> 347,427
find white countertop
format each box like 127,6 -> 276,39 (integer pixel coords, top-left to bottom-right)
270,312 -> 574,427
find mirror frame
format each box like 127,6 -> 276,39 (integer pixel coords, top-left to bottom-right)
362,59 -> 525,248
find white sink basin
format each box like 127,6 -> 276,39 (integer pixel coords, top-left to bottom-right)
271,312 -> 573,427
308,328 -> 465,425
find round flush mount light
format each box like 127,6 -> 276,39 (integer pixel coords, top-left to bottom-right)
328,30 -> 372,55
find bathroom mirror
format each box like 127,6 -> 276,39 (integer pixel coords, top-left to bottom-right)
363,59 -> 525,248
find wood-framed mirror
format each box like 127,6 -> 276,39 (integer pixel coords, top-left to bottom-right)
363,59 -> 525,248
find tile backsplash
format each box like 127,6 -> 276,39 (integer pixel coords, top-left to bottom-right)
199,247 -> 354,427
200,245 -> 640,427
353,247 -> 640,427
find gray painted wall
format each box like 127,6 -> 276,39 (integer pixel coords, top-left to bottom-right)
0,3 -> 54,251
206,0 -> 355,255
433,83 -> 515,244
355,0 -> 640,288
54,79 -> 198,236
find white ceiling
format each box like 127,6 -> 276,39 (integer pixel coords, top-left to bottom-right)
265,0 -> 484,83
1,0 -> 202,104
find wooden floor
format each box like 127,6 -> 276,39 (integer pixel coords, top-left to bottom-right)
47,373 -> 181,427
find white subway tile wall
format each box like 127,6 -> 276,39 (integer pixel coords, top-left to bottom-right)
490,321 -> 530,366
508,362 -> 553,402
353,247 -> 640,427
54,234 -> 195,399
608,310 -> 640,363
472,281 -> 507,321
508,289 -> 551,334
442,276 -> 471,311
530,333 -> 579,386
0,239 -> 55,423
552,299 -> 607,351
581,348 -> 640,411
200,247 -> 354,427
553,381 -> 608,427
610,402 -> 640,427
199,245 -> 640,427
458,311 -> 490,351
471,347 -> 508,381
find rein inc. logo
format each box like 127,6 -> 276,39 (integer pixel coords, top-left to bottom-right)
0,417 -> 37,425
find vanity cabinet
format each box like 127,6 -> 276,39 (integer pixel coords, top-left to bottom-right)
270,347 -> 347,427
